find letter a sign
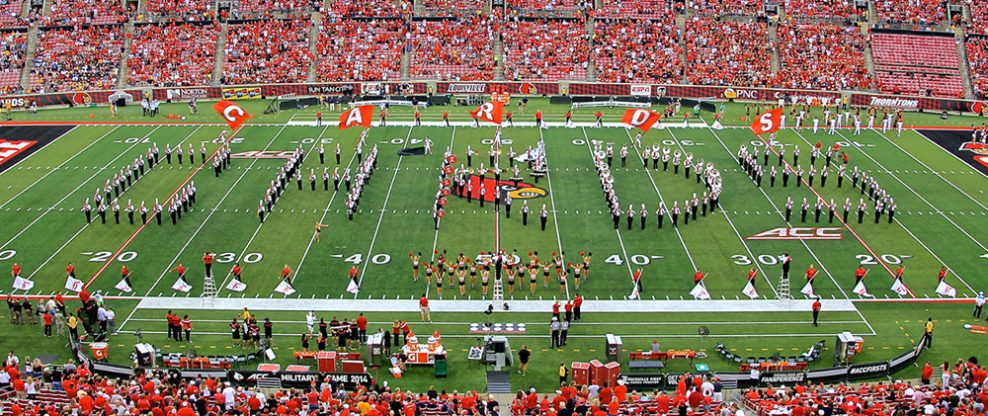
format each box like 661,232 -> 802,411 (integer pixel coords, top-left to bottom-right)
339,105 -> 374,130
621,108 -> 661,133
214,100 -> 253,131
751,108 -> 783,135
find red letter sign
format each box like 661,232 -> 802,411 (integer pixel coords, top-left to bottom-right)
339,105 -> 374,130
470,101 -> 504,125
750,108 -> 783,135
621,108 -> 661,132
213,100 -> 252,131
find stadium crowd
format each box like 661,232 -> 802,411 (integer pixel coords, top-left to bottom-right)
44,0 -> 127,27
775,23 -> 872,91
0,30 -> 26,93
127,23 -> 219,87
143,0 -> 215,22
315,18 -> 406,82
502,19 -> 590,81
684,17 -> 772,87
30,25 -> 122,93
222,18 -> 311,85
591,16 -> 683,83
409,16 -> 496,81
968,37 -> 988,99
873,0 -> 946,31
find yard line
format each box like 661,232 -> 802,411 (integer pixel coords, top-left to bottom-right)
104,329 -> 870,338
425,127 -> 455,298
537,127 -> 569,299
121,317 -> 867,326
20,126 -> 169,280
0,125 -> 81,176
86,126 -> 241,288
0,125 -> 85,209
827,129 -> 978,295
698,123 -> 850,299
352,126 -> 415,297
834,130 -> 988,252
875,131 -> 988,212
913,130 -> 988,181
146,123 -> 296,296
282,127 -> 363,289
576,128 -> 636,286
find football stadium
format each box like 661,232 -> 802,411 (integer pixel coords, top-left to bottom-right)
2,0 -> 988,414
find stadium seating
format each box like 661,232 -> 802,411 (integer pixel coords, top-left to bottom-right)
144,0 -> 215,21
684,17 -> 772,86
230,0 -> 312,19
966,37 -> 988,98
409,16 -> 496,81
780,0 -> 864,19
315,18 -> 405,81
597,0 -> 675,20
873,0 -> 946,31
223,18 -> 312,85
45,0 -> 126,27
0,30 -> 26,91
31,25 -> 122,92
327,0 -> 409,18
128,22 -> 218,87
419,0 -> 487,15
506,0 -> 584,14
871,32 -> 964,97
502,18 -> 589,81
775,23 -> 872,90
969,0 -> 988,36
686,0 -> 763,16
591,17 -> 682,83
0,0 -> 24,29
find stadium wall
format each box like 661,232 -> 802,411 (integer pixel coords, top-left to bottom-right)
1,81 -> 985,115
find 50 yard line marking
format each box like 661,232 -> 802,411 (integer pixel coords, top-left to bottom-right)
352,126 -> 414,298
538,127 -> 569,299
0,125 -> 83,209
425,127 -> 455,298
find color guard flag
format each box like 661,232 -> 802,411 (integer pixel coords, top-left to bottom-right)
339,105 -> 374,130
622,108 -> 661,133
226,278 -> 247,292
751,108 -> 784,135
800,281 -> 816,298
853,280 -> 872,297
65,276 -> 84,292
275,279 -> 296,296
742,280 -> 759,299
114,278 -> 133,293
172,277 -> 192,293
12,276 -> 33,291
470,101 -> 504,125
346,278 -> 360,295
214,100 -> 252,131
890,277 -> 911,296
935,280 -> 957,297
689,282 -> 710,300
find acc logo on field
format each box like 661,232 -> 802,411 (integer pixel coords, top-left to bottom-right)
959,141 -> 988,155
507,186 -> 546,200
518,82 -> 537,95
746,227 -> 843,240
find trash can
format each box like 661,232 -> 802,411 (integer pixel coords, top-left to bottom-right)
434,355 -> 448,378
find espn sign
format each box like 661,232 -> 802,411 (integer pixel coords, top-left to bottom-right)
630,84 -> 651,97
746,227 -> 843,241
0,139 -> 35,167
447,83 -> 487,94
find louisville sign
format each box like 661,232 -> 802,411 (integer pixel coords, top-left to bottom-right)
214,100 -> 253,130
339,105 -> 374,130
746,227 -> 843,240
622,108 -> 661,132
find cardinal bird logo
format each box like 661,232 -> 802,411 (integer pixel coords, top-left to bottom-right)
518,83 -> 538,95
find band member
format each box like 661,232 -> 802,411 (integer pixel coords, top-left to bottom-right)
540,204 -> 548,231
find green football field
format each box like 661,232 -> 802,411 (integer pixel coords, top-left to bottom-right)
1,98 -> 987,391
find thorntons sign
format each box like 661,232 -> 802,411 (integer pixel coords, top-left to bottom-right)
447,84 -> 487,93
869,96 -> 919,109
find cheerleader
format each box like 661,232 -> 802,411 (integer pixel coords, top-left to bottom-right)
410,252 -> 421,282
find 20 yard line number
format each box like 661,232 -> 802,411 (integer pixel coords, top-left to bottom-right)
732,254 -> 912,266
